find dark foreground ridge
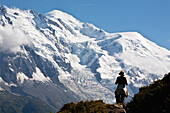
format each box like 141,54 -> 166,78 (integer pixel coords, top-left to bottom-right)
0,91 -> 56,113
57,100 -> 126,113
126,72 -> 170,113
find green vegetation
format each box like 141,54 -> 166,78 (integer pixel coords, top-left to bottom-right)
57,100 -> 122,113
126,72 -> 170,113
0,91 -> 56,113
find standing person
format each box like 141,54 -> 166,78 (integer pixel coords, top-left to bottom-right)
115,71 -> 128,104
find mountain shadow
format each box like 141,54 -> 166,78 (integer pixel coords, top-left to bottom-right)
0,91 -> 56,113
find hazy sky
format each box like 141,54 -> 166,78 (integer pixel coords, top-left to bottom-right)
0,0 -> 170,50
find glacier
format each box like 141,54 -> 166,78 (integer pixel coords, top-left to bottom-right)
0,6 -> 170,110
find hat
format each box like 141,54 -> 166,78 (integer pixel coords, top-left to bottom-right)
119,71 -> 125,76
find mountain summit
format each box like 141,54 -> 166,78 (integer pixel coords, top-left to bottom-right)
0,6 -> 170,110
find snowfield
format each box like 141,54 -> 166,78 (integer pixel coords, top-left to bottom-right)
0,6 -> 170,109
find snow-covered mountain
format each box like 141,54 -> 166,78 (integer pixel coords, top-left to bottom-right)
0,6 -> 170,110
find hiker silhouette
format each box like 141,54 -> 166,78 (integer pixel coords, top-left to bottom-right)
115,71 -> 128,104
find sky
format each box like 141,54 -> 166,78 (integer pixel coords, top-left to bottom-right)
0,0 -> 170,50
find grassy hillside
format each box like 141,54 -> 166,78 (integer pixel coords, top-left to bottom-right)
126,72 -> 170,113
0,91 -> 56,113
57,100 -> 126,113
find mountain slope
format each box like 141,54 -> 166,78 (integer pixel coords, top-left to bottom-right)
0,6 -> 170,110
126,72 -> 170,113
0,91 -> 55,113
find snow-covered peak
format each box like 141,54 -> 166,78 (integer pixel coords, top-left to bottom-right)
113,32 -> 170,75
45,9 -> 107,39
45,10 -> 76,21
45,10 -> 82,28
0,6 -> 170,108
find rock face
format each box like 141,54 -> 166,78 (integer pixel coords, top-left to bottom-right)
0,6 -> 170,110
108,104 -> 126,113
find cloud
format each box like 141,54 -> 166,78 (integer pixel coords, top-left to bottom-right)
0,25 -> 30,53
